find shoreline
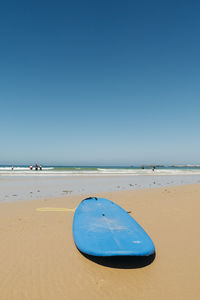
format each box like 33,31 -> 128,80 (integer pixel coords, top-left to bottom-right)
1,174 -> 200,203
0,185 -> 199,299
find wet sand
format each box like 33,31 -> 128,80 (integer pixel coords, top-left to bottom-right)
1,174 -> 200,202
0,184 -> 200,299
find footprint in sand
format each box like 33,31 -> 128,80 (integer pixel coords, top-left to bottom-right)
96,279 -> 105,289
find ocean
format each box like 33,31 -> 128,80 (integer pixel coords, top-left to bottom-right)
1,165 -> 200,176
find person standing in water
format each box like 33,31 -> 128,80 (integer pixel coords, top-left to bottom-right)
39,165 -> 42,171
35,164 -> 38,171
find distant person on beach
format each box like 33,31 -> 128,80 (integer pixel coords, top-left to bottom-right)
39,165 -> 42,171
35,164 -> 38,171
152,166 -> 155,171
30,165 -> 33,170
11,166 -> 14,171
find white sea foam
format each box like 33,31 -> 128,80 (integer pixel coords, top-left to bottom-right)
0,167 -> 53,171
1,167 -> 200,176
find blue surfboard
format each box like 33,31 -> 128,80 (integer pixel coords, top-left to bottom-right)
73,197 -> 155,256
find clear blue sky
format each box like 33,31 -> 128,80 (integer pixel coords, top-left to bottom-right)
1,0 -> 200,165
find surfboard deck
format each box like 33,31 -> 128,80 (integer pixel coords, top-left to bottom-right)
73,197 -> 155,257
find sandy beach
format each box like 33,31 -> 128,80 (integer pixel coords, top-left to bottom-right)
0,184 -> 200,299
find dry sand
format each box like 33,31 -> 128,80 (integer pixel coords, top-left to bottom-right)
0,184 -> 200,300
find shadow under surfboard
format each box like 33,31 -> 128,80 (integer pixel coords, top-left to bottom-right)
80,251 -> 156,269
